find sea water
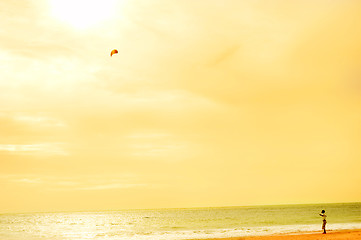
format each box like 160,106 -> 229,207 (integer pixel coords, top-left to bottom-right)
0,202 -> 360,240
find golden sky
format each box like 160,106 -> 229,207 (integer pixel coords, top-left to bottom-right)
1,0 -> 361,213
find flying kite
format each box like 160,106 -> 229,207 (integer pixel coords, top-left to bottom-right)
110,49 -> 118,57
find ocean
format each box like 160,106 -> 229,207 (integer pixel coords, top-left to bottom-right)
1,202 -> 360,240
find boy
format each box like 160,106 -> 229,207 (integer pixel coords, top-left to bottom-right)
319,210 -> 327,234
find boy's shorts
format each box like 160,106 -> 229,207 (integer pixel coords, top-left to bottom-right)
322,220 -> 327,229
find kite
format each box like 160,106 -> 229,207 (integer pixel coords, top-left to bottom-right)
110,49 -> 118,57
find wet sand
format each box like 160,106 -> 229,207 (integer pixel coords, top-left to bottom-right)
190,229 -> 361,240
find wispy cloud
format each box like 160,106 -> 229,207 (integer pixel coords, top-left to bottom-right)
207,45 -> 241,67
126,131 -> 191,159
12,178 -> 42,184
77,183 -> 147,191
13,113 -> 66,127
130,143 -> 184,157
0,143 -> 67,155
127,133 -> 171,139
0,174 -> 148,191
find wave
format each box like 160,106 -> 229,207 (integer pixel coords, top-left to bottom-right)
107,222 -> 361,240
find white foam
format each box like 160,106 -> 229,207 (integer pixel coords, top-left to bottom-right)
111,222 -> 361,240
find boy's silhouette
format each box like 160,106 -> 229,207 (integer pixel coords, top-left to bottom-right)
319,210 -> 327,234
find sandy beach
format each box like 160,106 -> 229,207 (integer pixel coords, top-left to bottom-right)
191,229 -> 361,240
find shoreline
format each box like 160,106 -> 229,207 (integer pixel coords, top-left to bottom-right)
189,229 -> 361,240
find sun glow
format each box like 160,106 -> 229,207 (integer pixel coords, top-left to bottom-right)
50,0 -> 118,29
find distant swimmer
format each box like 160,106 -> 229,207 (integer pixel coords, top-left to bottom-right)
319,210 -> 327,234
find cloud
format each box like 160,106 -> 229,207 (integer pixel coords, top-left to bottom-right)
0,143 -> 67,156
13,113 -> 66,127
97,0 -> 361,106
130,143 -> 185,157
77,183 -> 147,191
12,178 -> 42,184
1,0 -> 361,211
0,174 -> 148,191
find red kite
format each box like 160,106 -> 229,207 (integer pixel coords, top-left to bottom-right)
110,49 -> 118,57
